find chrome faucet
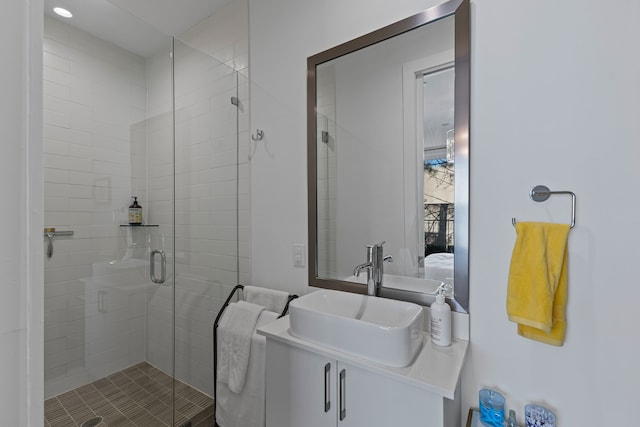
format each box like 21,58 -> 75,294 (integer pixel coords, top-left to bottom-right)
353,242 -> 393,296
354,245 -> 375,295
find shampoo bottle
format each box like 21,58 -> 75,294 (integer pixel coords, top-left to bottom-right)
430,286 -> 451,346
128,196 -> 142,225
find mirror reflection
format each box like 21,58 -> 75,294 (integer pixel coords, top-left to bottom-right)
309,0 -> 469,312
422,66 -> 455,283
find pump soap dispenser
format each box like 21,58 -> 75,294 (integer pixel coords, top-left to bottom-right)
430,284 -> 452,346
128,196 -> 142,225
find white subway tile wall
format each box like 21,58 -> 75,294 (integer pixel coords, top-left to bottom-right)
43,0 -> 250,399
43,14 -> 152,398
316,66 -> 338,278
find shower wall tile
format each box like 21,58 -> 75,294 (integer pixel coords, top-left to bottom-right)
44,0 -> 250,401
44,15 -> 149,398
44,80 -> 71,100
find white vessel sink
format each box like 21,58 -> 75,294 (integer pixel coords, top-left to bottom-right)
288,289 -> 424,367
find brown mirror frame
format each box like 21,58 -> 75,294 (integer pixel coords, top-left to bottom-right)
307,0 -> 470,313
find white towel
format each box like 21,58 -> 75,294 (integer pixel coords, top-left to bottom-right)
216,310 -> 278,427
243,285 -> 290,314
217,301 -> 265,393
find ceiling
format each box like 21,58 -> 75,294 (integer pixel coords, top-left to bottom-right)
43,0 -> 233,57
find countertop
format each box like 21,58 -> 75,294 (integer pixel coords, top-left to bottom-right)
257,315 -> 468,400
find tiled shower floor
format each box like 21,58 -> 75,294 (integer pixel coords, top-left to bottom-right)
44,362 -> 213,427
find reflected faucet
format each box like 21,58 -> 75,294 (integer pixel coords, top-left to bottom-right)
353,242 -> 393,296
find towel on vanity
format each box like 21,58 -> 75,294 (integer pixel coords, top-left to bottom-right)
217,301 -> 265,393
507,222 -> 570,346
243,285 -> 289,314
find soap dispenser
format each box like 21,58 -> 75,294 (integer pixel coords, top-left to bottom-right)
128,196 -> 142,225
430,285 -> 451,346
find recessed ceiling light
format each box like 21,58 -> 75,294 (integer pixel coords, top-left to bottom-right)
53,7 -> 73,18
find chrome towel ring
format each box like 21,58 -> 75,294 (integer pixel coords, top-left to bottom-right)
512,185 -> 576,229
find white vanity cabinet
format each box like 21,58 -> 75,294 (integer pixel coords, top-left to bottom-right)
260,317 -> 467,427
265,340 -> 334,427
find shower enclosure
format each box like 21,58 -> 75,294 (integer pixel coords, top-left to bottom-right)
43,4 -> 247,425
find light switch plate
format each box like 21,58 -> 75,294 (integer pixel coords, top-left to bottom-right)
293,244 -> 305,267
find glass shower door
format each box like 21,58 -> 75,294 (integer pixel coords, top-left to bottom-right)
171,38 -> 241,426
42,11 -> 177,426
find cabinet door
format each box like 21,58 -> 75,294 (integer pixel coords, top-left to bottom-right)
266,340 -> 336,427
337,361 -> 443,427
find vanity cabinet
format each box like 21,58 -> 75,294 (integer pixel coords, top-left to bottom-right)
265,339 -> 459,427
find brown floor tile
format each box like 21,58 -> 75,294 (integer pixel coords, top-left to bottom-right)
45,362 -> 213,427
86,398 -> 113,413
69,407 -> 95,423
48,414 -> 75,427
44,397 -> 62,411
103,413 -> 135,426
176,400 -> 200,419
193,414 -> 214,427
81,392 -> 105,407
44,406 -> 67,421
174,414 -> 189,426
92,378 -> 112,390
76,383 -> 98,395
190,405 -> 213,425
187,392 -> 213,409
153,406 -> 173,424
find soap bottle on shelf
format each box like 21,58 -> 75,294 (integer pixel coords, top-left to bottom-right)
506,409 -> 518,427
430,284 -> 451,346
128,196 -> 142,225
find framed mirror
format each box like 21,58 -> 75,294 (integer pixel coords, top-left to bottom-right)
307,0 -> 470,312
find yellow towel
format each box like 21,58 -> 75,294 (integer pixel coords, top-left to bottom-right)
507,222 -> 570,346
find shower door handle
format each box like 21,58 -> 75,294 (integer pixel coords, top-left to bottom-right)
150,250 -> 166,284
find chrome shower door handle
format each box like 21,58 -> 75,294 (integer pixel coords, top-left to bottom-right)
150,249 -> 166,284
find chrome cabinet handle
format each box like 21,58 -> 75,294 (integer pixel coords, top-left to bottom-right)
339,369 -> 346,421
324,363 -> 331,413
150,249 -> 166,284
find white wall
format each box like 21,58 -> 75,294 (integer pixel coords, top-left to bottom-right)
249,0 -> 640,425
3,0 -> 44,425
464,1 -> 640,425
249,0 -> 444,292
